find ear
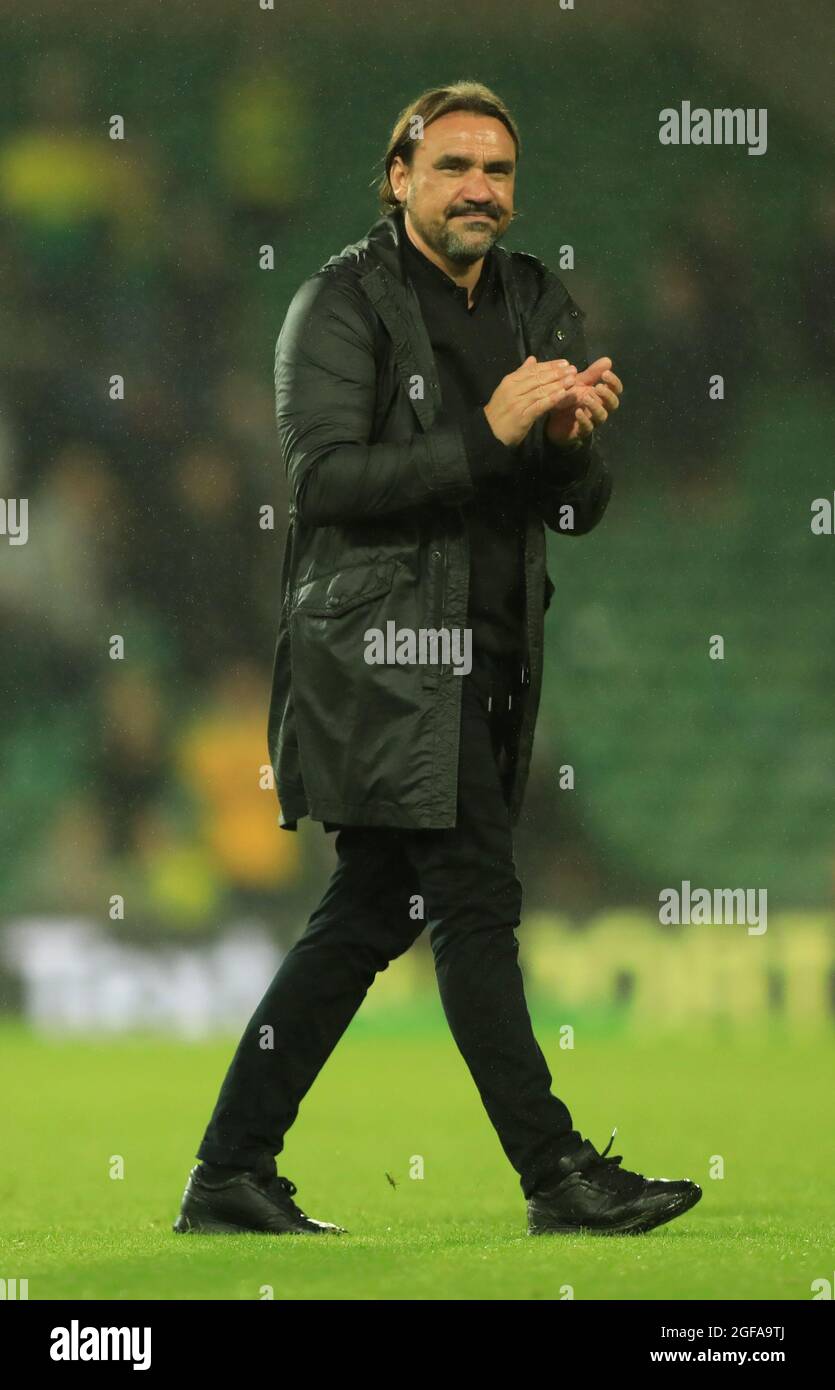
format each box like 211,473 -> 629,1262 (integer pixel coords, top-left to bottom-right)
389,155 -> 408,196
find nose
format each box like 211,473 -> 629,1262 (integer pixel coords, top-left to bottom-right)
462,187 -> 492,207
460,166 -> 496,203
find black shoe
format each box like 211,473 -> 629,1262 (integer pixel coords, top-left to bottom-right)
527,1128 -> 702,1236
172,1157 -> 348,1236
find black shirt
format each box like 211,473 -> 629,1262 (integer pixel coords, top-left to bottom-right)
401,225 -> 527,661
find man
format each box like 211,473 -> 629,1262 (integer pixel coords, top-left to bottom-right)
173,82 -> 702,1238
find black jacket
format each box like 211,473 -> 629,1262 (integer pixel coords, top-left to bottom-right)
268,206 -> 613,830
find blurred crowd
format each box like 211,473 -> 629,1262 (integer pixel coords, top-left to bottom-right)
0,46 -> 311,927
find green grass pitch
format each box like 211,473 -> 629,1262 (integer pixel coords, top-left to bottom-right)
3,1008 -> 834,1300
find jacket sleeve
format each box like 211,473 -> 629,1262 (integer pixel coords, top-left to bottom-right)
275,271 -> 478,525
521,307 -> 614,537
525,429 -> 613,536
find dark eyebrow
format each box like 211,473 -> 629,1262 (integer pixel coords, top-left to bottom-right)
433,153 -> 515,174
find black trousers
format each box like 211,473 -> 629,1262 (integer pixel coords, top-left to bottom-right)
197,649 -> 584,1198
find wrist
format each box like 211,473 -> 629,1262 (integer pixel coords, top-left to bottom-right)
545,421 -> 585,451
543,427 -> 593,477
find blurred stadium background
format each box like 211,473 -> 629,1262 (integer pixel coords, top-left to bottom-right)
1,0 -> 833,1044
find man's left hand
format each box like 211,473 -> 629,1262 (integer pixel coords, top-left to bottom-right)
545,356 -> 623,449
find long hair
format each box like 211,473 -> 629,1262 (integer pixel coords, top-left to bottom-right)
375,81 -> 521,213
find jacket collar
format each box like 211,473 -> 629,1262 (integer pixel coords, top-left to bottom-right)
358,204 -> 569,348
362,203 -> 508,297
359,204 -> 530,359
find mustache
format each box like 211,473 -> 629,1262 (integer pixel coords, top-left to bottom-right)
448,207 -> 500,220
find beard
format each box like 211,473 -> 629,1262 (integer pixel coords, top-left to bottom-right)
405,200 -> 507,268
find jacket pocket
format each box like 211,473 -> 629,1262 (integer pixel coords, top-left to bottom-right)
287,557 -> 419,810
291,560 -> 397,617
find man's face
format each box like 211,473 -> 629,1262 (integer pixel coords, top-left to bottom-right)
390,111 -> 516,267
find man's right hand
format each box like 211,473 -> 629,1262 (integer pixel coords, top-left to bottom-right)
483,356 -> 582,448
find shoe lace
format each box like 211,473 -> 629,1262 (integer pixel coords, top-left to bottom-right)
262,1171 -> 309,1219
585,1127 -> 647,1196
